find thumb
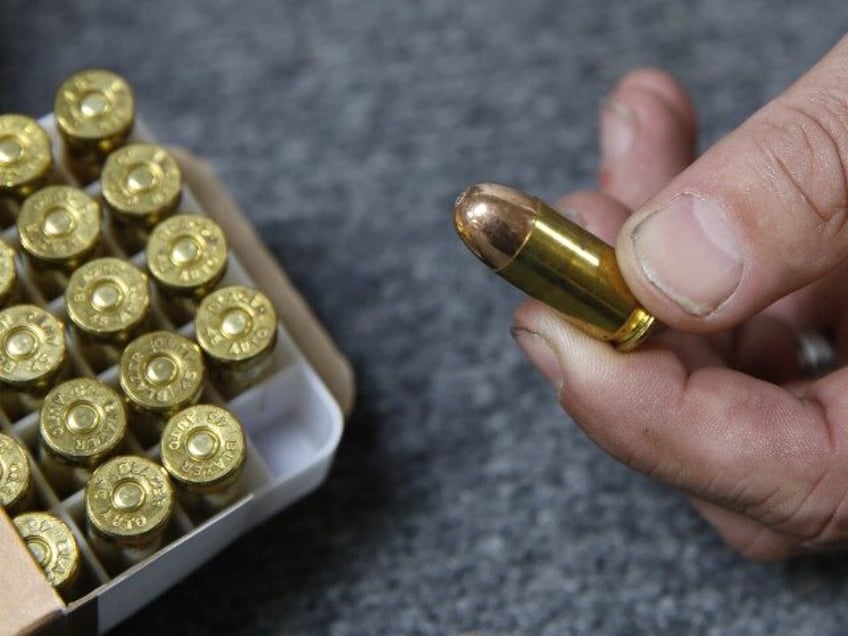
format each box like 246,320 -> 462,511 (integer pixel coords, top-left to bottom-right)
617,34 -> 848,332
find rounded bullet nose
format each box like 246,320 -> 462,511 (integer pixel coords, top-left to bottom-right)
453,183 -> 537,271
452,185 -> 487,257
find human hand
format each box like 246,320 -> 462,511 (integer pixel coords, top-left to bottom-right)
512,36 -> 848,560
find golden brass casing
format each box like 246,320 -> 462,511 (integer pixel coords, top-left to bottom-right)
18,185 -> 102,270
85,455 -> 173,566
146,214 -> 228,297
195,285 -> 277,366
119,331 -> 205,418
454,183 -> 654,351
65,257 -> 150,343
101,143 -> 181,228
39,378 -> 127,493
0,432 -> 32,513
54,69 -> 134,155
0,239 -> 17,307
13,511 -> 81,596
0,305 -> 66,391
0,114 -> 53,200
160,404 -> 246,514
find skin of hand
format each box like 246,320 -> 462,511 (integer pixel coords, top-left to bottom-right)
511,35 -> 848,560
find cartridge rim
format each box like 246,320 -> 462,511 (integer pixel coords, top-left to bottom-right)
161,404 -> 246,492
0,305 -> 65,388
85,455 -> 173,543
196,285 -> 277,364
0,433 -> 30,510
146,214 -> 228,295
0,114 -> 52,198
0,239 -> 16,307
101,143 -> 181,224
54,69 -> 134,150
120,331 -> 204,414
66,257 -> 150,340
40,378 -> 126,465
18,185 -> 101,266
13,511 -> 80,592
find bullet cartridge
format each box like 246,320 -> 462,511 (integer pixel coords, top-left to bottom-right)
0,305 -> 66,392
54,69 -> 134,155
18,185 -> 102,299
38,378 -> 127,495
146,214 -> 228,294
0,432 -> 33,514
120,331 -> 205,420
54,69 -> 134,184
146,214 -> 228,324
0,305 -> 67,419
65,257 -> 150,355
160,404 -> 246,515
454,183 -> 655,351
13,511 -> 81,597
85,455 -> 173,567
18,185 -> 102,270
195,285 -> 277,396
0,238 -> 17,308
0,114 -> 53,201
101,143 -> 181,252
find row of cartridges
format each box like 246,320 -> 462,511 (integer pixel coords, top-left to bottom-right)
0,69 -> 280,597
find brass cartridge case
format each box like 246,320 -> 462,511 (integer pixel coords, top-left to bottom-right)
0,114 -> 53,201
146,214 -> 228,324
54,69 -> 134,184
195,285 -> 277,397
0,305 -> 66,419
18,185 -> 102,269
0,432 -> 33,513
38,378 -> 127,495
454,183 -> 655,351
13,511 -> 81,597
65,257 -> 150,370
0,238 -> 17,308
160,404 -> 246,516
18,185 -> 102,298
101,143 -> 181,253
119,331 -> 205,422
85,455 -> 173,568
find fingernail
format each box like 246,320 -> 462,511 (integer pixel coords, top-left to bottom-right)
632,193 -> 743,316
511,327 -> 563,389
600,98 -> 636,163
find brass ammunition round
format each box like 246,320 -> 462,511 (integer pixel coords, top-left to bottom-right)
65,257 -> 150,343
119,331 -> 204,418
18,185 -> 101,270
0,239 -> 17,308
0,114 -> 53,200
146,214 -> 228,297
0,433 -> 32,513
39,378 -> 126,493
195,286 -> 277,396
0,305 -> 66,392
13,511 -> 80,595
196,285 -> 277,366
454,183 -> 656,351
101,143 -> 181,228
160,404 -> 246,513
85,455 -> 173,565
54,69 -> 134,155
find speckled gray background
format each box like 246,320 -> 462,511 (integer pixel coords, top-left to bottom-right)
2,1 -> 848,634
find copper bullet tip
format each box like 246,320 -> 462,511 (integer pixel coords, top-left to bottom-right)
453,183 -> 538,271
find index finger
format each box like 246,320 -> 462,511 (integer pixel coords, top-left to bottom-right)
512,299 -> 848,545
